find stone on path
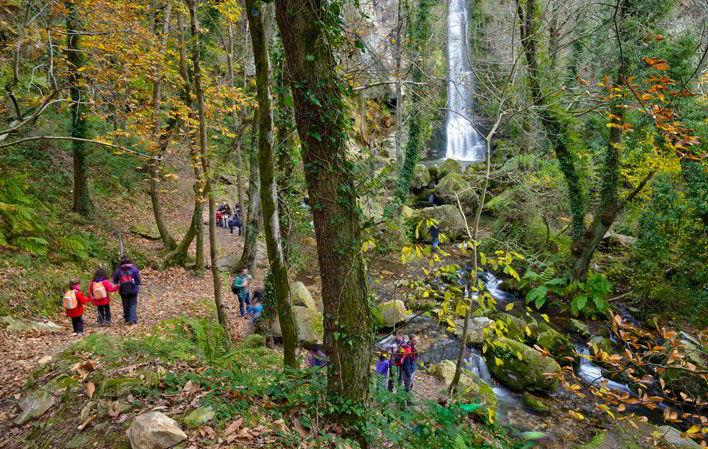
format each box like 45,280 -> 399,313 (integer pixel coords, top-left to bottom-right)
127,412 -> 187,449
657,426 -> 701,449
14,390 -> 56,425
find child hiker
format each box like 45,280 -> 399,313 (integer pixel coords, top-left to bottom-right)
89,267 -> 119,326
376,353 -> 390,390
63,280 -> 91,336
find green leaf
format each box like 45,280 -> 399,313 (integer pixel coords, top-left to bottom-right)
571,295 -> 588,315
526,285 -> 548,309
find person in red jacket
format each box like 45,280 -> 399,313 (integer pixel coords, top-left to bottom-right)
63,280 -> 91,335
89,267 -> 119,326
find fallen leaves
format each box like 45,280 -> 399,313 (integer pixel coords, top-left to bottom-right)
84,381 -> 95,399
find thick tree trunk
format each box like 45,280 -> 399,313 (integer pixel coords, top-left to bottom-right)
238,110 -> 261,273
66,0 -> 94,216
149,3 -> 176,251
187,0 -> 230,330
225,24 -> 246,214
246,0 -> 298,367
393,0 -> 405,166
275,0 -> 371,429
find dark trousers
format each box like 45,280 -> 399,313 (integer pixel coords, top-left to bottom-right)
97,305 -> 112,324
121,295 -> 138,323
71,316 -> 84,334
229,224 -> 242,236
237,291 -> 250,316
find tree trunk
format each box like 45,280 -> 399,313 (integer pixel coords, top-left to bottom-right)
186,0 -> 230,330
394,0 -> 405,166
225,23 -> 246,215
149,3 -> 176,251
246,0 -> 298,367
66,0 -> 94,216
275,0 -> 371,430
238,110 -> 261,273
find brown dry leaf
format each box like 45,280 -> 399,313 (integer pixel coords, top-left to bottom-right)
84,382 -> 95,398
292,417 -> 308,438
77,415 -> 95,431
224,417 -> 244,436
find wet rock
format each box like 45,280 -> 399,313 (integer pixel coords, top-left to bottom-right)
588,336 -> 614,355
657,426 -> 701,449
411,163 -> 431,190
183,406 -> 215,428
411,205 -> 468,241
485,337 -> 561,392
290,281 -> 319,311
427,360 -> 496,421
453,317 -> 493,344
14,390 -> 56,425
127,412 -> 187,449
522,392 -> 549,413
569,319 -> 591,338
435,172 -> 478,211
536,323 -> 574,361
373,300 -> 411,328
273,306 -> 323,345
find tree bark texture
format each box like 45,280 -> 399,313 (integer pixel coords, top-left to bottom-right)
238,109 -> 261,273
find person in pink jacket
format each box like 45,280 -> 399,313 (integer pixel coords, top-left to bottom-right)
89,267 -> 119,326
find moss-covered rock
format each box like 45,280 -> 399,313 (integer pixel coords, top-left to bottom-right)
490,312 -> 538,342
485,337 -> 561,392
536,324 -> 574,362
435,173 -> 478,211
588,336 -> 614,355
273,306 -> 324,345
129,223 -> 161,240
438,158 -> 463,178
373,300 -> 411,328
427,360 -> 496,421
183,406 -> 215,428
452,317 -> 493,344
0,316 -> 32,333
290,281 -> 318,311
569,319 -> 591,338
412,205 -> 468,241
14,389 -> 57,425
411,163 -> 431,190
522,392 -> 549,413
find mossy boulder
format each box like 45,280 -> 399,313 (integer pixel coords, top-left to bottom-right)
484,188 -> 516,215
129,223 -> 161,240
373,300 -> 411,328
490,312 -> 538,342
435,173 -> 478,211
485,337 -> 561,392
438,158 -> 463,178
411,163 -> 431,190
569,319 -> 591,338
522,392 -> 549,413
183,406 -> 215,428
536,326 -> 574,362
427,360 -> 496,421
412,205 -> 468,241
273,306 -> 324,345
0,316 -> 32,333
290,281 -> 319,311
588,336 -> 614,355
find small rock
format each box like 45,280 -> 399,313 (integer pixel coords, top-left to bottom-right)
183,406 -> 215,428
37,355 -> 52,365
657,426 -> 701,449
569,319 -> 591,338
127,412 -> 187,449
588,336 -> 614,355
14,390 -> 56,425
271,418 -> 288,433
31,321 -> 63,333
522,392 -> 549,413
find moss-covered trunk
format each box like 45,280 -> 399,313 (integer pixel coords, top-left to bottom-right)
238,109 -> 261,273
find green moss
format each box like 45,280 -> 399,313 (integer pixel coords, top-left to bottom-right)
577,432 -> 607,449
485,337 -> 561,392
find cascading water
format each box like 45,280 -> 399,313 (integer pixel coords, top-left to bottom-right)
445,0 -> 485,162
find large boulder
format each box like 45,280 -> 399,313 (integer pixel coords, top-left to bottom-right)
453,317 -> 493,344
273,306 -> 324,345
411,163 -> 431,190
372,300 -> 411,328
427,360 -> 496,421
485,337 -> 561,392
412,205 -> 468,241
438,158 -> 463,178
14,390 -> 56,425
290,281 -> 319,311
657,426 -> 701,449
127,412 -> 187,449
435,173 -> 478,211
491,312 -> 538,342
536,324 -> 574,362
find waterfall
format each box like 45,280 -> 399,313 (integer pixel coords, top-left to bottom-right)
445,0 -> 484,162
576,345 -> 634,395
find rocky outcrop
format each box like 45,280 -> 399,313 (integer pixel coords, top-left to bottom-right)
485,337 -> 561,392
412,205 -> 468,241
127,412 -> 187,449
14,390 -> 56,425
373,300 -> 411,328
411,164 -> 431,190
427,360 -> 496,421
453,317 -> 493,344
435,173 -> 478,211
273,306 -> 324,345
290,281 -> 319,311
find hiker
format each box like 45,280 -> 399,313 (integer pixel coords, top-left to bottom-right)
216,209 -> 224,228
306,344 -> 328,367
89,267 -> 119,326
430,223 -> 440,252
246,290 -> 264,321
388,331 -> 406,391
228,211 -> 242,236
63,280 -> 91,336
376,353 -> 390,390
231,267 -> 252,317
400,334 -> 418,392
113,256 -> 141,325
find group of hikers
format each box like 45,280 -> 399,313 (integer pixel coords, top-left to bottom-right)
62,257 -> 142,335
216,203 -> 242,236
377,332 -> 419,393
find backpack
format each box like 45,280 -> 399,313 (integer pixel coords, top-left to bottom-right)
398,344 -> 414,367
230,277 -> 239,294
92,281 -> 107,300
63,290 -> 78,310
392,346 -> 406,367
118,269 -> 138,296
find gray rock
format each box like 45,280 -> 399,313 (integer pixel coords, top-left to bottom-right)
411,205 -> 468,241
372,300 -> 411,328
602,232 -> 637,248
485,337 -> 561,392
127,412 -> 187,449
14,390 -> 56,425
657,426 -> 701,449
273,306 -> 324,345
411,164 -> 431,190
0,316 -> 31,333
435,173 -> 478,211
183,406 -> 215,428
31,321 -> 63,333
290,282 -> 319,311
453,317 -> 493,344
569,319 -> 591,338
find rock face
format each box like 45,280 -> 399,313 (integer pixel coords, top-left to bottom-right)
14,390 -> 56,425
127,412 -> 187,449
290,281 -> 319,311
435,173 -> 478,211
453,317 -> 493,344
485,337 -> 561,392
411,163 -> 431,190
657,426 -> 701,449
373,300 -> 411,328
273,306 -> 324,345
412,205 -> 468,241
569,319 -> 591,338
427,360 -> 496,421
183,406 -> 215,428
